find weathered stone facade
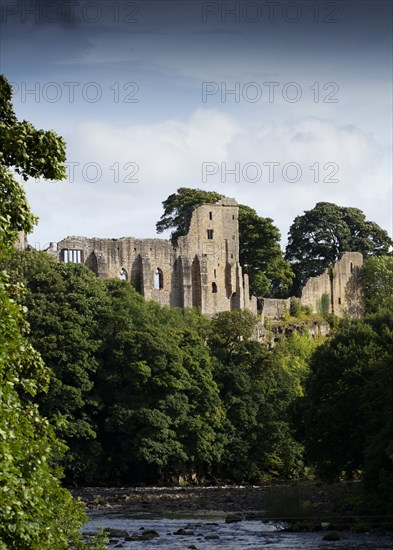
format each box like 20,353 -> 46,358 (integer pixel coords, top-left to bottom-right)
52,199 -> 257,316
300,251 -> 364,317
44,200 -> 363,320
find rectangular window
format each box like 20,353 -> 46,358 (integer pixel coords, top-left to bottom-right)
207,229 -> 214,240
209,211 -> 213,220
63,249 -> 82,263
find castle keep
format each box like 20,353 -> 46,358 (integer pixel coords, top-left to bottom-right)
45,199 -> 363,319
52,198 -> 257,316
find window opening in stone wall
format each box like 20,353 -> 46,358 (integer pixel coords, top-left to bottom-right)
214,269 -> 217,278
207,229 -> 214,240
209,211 -> 213,220
350,262 -> 353,273
192,258 -> 202,307
119,268 -> 128,281
212,282 -> 217,293
154,268 -> 164,290
338,297 -> 342,305
63,249 -> 82,263
232,215 -> 235,220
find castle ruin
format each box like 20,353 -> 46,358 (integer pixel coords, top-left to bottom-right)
50,198 -> 257,316
44,199 -> 363,319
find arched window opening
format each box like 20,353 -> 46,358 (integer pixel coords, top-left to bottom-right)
119,268 -> 128,281
212,282 -> 218,293
154,268 -> 164,290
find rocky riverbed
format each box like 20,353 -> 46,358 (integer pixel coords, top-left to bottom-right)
74,485 -> 393,549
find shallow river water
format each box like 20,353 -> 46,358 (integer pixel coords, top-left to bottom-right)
85,510 -> 393,549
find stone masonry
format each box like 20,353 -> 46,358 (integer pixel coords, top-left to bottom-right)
44,200 -> 363,320
51,198 -> 257,316
300,252 -> 364,317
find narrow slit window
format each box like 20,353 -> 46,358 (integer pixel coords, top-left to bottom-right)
207,229 -> 214,240
154,268 -> 164,290
212,282 -> 217,293
209,211 -> 213,220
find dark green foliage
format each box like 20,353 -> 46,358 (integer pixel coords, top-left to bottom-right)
9,262 -> 313,485
93,282 -> 225,483
285,202 -> 392,290
239,205 -> 294,297
302,311 -> 393,513
208,311 -> 305,481
290,298 -> 302,317
364,255 -> 393,313
7,251 -> 111,481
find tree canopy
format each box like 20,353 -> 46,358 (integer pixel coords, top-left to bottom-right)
239,205 -> 294,297
285,202 -> 392,290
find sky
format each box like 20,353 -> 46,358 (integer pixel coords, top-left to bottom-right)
1,0 -> 392,249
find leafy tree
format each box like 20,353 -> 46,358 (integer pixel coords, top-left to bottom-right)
156,187 -> 222,242
363,255 -> 393,313
209,311 -> 304,481
91,281 -> 225,484
302,312 -> 393,513
0,74 -> 105,549
7,250 -> 111,481
239,205 -> 294,296
285,202 -> 392,290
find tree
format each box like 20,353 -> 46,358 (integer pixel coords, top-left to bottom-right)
7,251 -> 111,482
239,205 -> 294,296
302,312 -> 393,513
156,187 -> 222,242
157,188 -> 294,296
208,311 -> 304,481
363,255 -> 393,313
285,202 -> 392,290
90,281 -> 225,484
0,75 -> 105,548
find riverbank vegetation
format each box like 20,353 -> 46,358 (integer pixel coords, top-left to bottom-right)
5,249 -> 393,520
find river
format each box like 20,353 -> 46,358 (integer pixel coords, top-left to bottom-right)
85,509 -> 393,549
77,486 -> 393,549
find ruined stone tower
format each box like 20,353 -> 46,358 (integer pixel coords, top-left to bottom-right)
54,198 -> 257,316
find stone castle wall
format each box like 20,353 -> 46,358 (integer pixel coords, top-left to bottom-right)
300,252 -> 364,317
46,201 -> 363,320
54,199 -> 257,316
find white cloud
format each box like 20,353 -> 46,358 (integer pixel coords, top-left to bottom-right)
25,109 -> 391,248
